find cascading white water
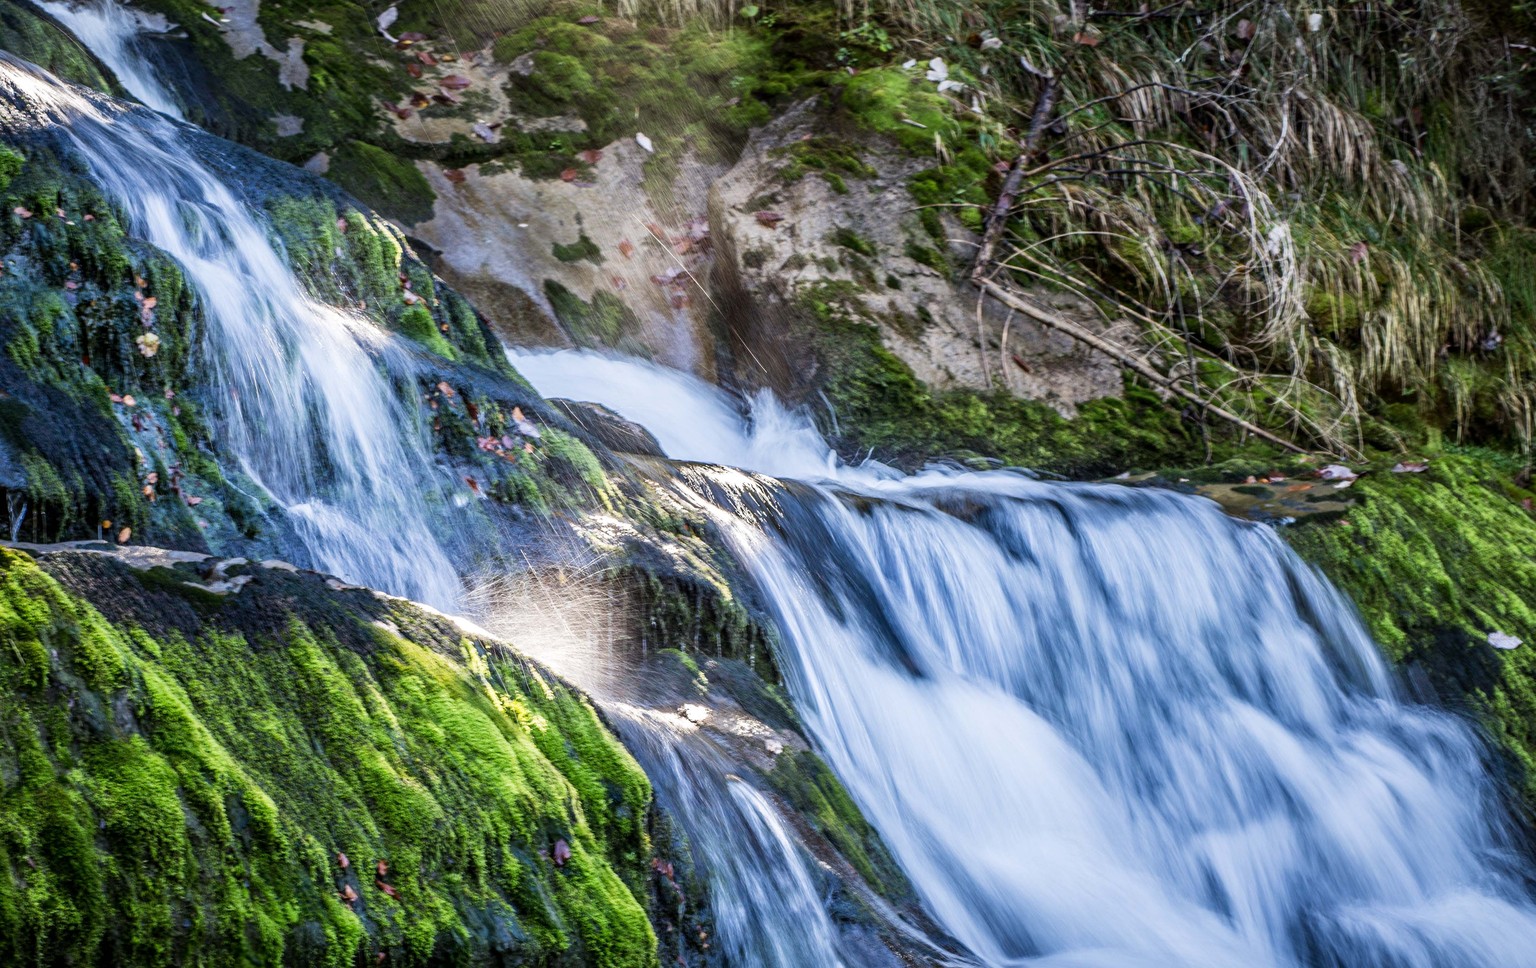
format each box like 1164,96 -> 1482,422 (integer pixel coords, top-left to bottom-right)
35,0 -> 183,118
512,348 -> 1536,968
508,349 -> 845,480
24,6 -> 1536,959
0,57 -> 464,608
613,707 -> 848,968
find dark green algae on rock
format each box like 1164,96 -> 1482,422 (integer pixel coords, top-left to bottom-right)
0,546 -> 659,966
0,49 -> 616,559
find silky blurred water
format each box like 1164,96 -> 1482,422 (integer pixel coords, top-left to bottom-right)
0,55 -> 465,607
16,10 -> 1536,961
35,0 -> 183,118
613,707 -> 848,968
514,348 -> 1536,968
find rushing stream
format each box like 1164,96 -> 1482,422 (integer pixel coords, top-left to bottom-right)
0,50 -> 465,607
512,349 -> 1536,968
35,0 -> 182,118
16,9 -> 1536,964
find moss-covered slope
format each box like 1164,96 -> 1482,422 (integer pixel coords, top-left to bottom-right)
0,546 -> 659,966
0,0 -> 120,94
1286,454 -> 1536,808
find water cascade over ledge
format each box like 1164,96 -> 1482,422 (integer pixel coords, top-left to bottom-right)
0,52 -> 466,607
11,7 -> 1536,961
511,349 -> 1536,968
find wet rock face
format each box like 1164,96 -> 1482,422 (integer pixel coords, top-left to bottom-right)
551,398 -> 666,457
0,64 -> 619,561
709,100 -> 1123,413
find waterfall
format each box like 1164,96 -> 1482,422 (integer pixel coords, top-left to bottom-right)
19,8 -> 1536,962
512,349 -> 1536,968
613,708 -> 849,968
0,55 -> 464,608
35,0 -> 183,118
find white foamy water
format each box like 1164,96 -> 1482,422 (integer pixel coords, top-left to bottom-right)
507,349 -> 849,480
20,11 -> 1536,961
614,708 -> 848,968
0,56 -> 464,608
514,347 -> 1536,968
35,0 -> 183,118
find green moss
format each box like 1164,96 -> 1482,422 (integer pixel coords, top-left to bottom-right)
0,3 -> 121,94
830,227 -> 877,257
325,142 -> 436,226
0,549 -> 659,966
134,0 -> 398,162
1287,455 -> 1536,806
768,750 -> 909,902
904,240 -> 950,274
544,280 -> 641,351
907,159 -> 992,234
620,567 -> 773,678
464,2 -> 786,184
552,233 -> 604,265
836,68 -> 959,152
799,285 -> 1231,476
0,146 -> 22,194
777,136 -> 877,195
396,304 -> 458,360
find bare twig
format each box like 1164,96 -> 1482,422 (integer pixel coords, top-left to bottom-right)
970,74 -> 1061,283
974,280 -> 1308,453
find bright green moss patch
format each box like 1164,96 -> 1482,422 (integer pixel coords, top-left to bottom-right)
1286,455 -> 1536,805
0,549 -> 659,966
397,304 -> 457,359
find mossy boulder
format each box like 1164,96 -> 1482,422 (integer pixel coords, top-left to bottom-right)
0,1 -> 122,94
324,141 -> 435,227
0,79 -> 623,559
0,547 -> 659,966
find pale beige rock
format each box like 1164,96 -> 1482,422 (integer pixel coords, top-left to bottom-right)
214,0 -> 309,90
709,101 -> 1124,413
412,141 -> 726,377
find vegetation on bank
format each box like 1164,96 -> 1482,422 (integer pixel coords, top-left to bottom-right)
36,0 -> 1533,464
0,548 -> 657,966
1287,454 -> 1536,809
799,282 -> 1260,476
